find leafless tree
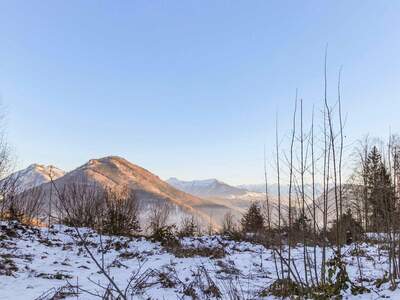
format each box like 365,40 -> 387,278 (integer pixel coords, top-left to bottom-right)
287,92 -> 297,280
178,215 -> 199,237
263,145 -> 271,231
147,201 -> 171,234
221,211 -> 236,236
0,107 -> 16,220
102,187 -> 140,236
56,182 -> 103,228
275,113 -> 284,278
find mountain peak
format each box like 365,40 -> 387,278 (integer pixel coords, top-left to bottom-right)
2,163 -> 65,192
87,155 -> 127,164
44,156 -> 217,227
27,163 -> 62,172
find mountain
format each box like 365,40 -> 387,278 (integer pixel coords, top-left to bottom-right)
166,177 -> 278,224
53,156 -> 206,207
2,164 -> 65,192
166,177 -> 248,198
9,158 -> 342,229
238,183 -> 324,197
236,183 -> 267,194
31,156 -> 223,229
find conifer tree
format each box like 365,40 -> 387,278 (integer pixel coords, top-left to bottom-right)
328,208 -> 363,244
241,202 -> 265,234
365,146 -> 396,231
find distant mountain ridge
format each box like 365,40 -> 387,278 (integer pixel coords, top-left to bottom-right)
166,177 -> 248,198
165,177 -> 271,224
7,158 -> 330,228
238,183 -> 324,196
166,178 -> 324,199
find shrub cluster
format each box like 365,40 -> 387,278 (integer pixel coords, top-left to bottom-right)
59,184 -> 140,236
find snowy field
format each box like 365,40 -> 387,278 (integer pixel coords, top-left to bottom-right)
0,221 -> 399,299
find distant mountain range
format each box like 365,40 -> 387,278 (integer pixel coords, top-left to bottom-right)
238,183 -> 324,197
166,177 -> 347,226
4,158 -> 333,229
166,178 -> 324,199
166,177 -> 248,198
166,177 -> 277,223
3,157 -> 227,229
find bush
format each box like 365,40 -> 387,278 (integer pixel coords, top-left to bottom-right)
0,177 -> 45,226
261,278 -> 303,298
221,211 -> 238,236
151,225 -> 178,247
101,188 -> 140,236
59,184 -> 140,236
241,202 -> 265,235
147,202 -> 170,234
170,245 -> 226,259
59,183 -> 103,228
177,216 -> 198,237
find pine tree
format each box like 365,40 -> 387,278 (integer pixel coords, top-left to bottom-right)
292,212 -> 311,234
241,202 -> 265,234
365,146 -> 396,232
328,208 -> 363,244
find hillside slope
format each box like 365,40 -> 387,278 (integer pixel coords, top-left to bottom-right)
31,156 -> 223,229
0,221 -> 396,300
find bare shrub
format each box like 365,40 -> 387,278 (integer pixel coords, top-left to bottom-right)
147,201 -> 171,234
0,175 -> 22,221
221,211 -> 236,235
146,202 -> 178,245
0,107 -> 15,221
50,178 -> 148,300
0,175 -> 44,225
102,187 -> 140,236
57,183 -> 140,236
14,187 -> 45,225
57,183 -> 103,228
174,246 -> 225,259
177,215 -> 198,237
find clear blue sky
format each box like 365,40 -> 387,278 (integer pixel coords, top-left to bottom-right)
1,1 -> 399,184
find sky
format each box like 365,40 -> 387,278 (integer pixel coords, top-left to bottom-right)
0,1 -> 399,185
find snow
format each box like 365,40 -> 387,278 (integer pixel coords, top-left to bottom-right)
2,164 -> 65,192
1,222 -> 400,299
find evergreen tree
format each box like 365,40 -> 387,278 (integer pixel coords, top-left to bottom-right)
241,202 -> 265,234
328,208 -> 363,244
365,146 -> 396,231
292,212 -> 311,234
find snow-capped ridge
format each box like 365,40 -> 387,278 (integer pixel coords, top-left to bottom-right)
1,163 -> 65,192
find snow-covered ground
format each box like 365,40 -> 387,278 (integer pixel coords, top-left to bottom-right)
0,222 -> 399,299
